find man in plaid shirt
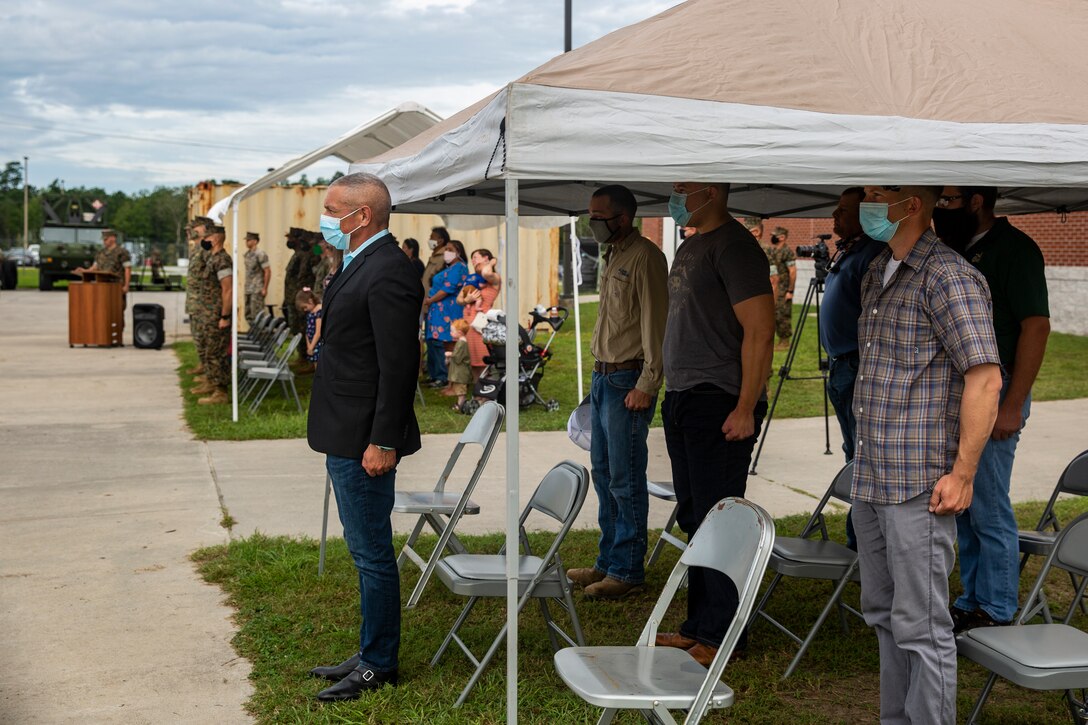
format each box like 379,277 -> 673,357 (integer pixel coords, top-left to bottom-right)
852,185 -> 1002,724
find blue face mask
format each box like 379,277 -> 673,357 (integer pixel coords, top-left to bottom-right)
668,187 -> 710,227
859,198 -> 911,243
319,207 -> 363,251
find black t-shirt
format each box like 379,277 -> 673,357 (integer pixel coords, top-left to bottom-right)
663,218 -> 773,395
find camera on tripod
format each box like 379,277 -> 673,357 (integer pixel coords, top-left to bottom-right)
796,234 -> 833,281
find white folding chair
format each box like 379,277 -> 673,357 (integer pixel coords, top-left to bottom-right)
245,333 -> 303,414
554,497 -> 775,725
431,460 -> 589,707
747,461 -> 862,678
959,511 -> 1088,724
394,401 -> 504,608
647,479 -> 686,568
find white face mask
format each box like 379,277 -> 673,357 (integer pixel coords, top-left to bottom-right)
443,250 -> 456,264
428,238 -> 438,250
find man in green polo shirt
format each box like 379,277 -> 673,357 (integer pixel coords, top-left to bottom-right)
933,186 -> 1051,631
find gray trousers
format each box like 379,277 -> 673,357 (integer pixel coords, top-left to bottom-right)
853,493 -> 957,725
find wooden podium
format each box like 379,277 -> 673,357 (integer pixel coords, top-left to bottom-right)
69,271 -> 123,347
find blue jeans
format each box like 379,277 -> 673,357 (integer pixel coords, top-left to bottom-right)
426,338 -> 447,383
954,380 -> 1031,623
663,385 -> 766,647
826,351 -> 859,550
590,369 -> 655,585
326,455 -> 400,672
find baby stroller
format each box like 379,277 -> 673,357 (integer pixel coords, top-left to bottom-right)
466,306 -> 569,414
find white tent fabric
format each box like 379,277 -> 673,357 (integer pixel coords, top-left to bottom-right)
346,0 -> 1088,720
224,103 -> 443,422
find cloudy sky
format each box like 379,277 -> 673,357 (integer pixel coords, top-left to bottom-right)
0,0 -> 676,193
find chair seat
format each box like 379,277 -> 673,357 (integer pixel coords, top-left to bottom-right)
248,367 -> 292,380
553,646 -> 735,710
647,480 -> 677,501
1018,529 -> 1056,555
770,537 -> 858,579
393,491 -> 481,516
436,555 -> 567,598
958,624 -> 1088,690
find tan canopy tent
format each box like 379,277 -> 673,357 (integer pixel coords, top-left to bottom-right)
351,0 -> 1088,720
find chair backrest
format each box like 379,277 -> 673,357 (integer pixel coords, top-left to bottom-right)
1058,450 -> 1088,496
1017,511 -> 1088,625
681,497 -> 775,589
830,461 -> 855,503
432,402 -> 505,494
271,334 -> 302,372
526,461 -> 588,526
797,461 -> 854,539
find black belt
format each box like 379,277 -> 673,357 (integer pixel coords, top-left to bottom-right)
829,350 -> 859,362
593,359 -> 643,374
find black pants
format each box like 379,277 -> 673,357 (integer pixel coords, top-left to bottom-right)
662,384 -> 766,648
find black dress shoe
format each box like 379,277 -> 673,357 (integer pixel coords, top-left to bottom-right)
316,667 -> 399,701
309,654 -> 361,681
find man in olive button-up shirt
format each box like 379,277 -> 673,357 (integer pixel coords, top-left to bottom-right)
566,185 -> 668,600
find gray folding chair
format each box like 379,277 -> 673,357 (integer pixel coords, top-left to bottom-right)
958,511 -> 1088,725
647,479 -> 686,568
394,401 -> 504,609
747,461 -> 861,678
431,460 -> 589,707
554,497 -> 775,725
245,333 -> 303,414
1020,450 -> 1088,614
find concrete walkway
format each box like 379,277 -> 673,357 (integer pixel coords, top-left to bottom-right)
2,288 -> 1085,723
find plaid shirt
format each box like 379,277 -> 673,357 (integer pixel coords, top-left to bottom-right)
851,230 -> 1000,505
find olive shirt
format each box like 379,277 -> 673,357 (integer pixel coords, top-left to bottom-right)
591,229 -> 669,396
94,245 -> 131,277
763,242 -> 796,295
960,217 -> 1050,369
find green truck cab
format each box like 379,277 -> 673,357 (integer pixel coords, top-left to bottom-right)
38,225 -> 105,290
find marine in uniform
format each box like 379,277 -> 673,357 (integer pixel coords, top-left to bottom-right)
243,231 -> 270,325
186,217 -> 213,378
764,227 -> 796,350
191,225 -> 233,405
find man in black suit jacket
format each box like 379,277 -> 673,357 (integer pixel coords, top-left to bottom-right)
305,173 -> 423,702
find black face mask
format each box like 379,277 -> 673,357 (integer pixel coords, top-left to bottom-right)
200,240 -> 213,251
932,207 -> 978,253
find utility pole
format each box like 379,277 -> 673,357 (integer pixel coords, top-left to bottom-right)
564,0 -> 572,52
23,156 -> 29,249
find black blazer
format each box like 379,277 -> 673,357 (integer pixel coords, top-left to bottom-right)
307,233 -> 424,460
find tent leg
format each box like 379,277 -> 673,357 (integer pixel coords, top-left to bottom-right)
570,217 -> 583,402
504,178 -> 520,725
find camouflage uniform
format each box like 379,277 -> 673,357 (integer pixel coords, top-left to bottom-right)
243,247 -> 270,325
199,249 -> 233,390
311,254 -> 333,302
94,244 -> 132,310
283,247 -> 306,335
188,246 -> 209,363
764,243 -> 796,342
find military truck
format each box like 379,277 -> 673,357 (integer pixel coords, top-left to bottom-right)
38,224 -> 105,290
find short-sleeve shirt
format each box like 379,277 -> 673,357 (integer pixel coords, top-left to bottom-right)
851,230 -> 1000,505
94,245 -> 131,277
200,249 -> 233,314
663,218 -> 774,395
764,243 -> 796,294
961,217 -> 1050,368
243,249 -> 270,294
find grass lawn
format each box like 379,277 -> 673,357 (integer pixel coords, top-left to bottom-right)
194,498 -> 1088,724
178,302 -> 1088,441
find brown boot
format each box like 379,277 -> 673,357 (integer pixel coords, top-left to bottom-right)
584,576 -> 645,600
198,388 -> 229,405
774,338 -> 790,351
186,363 -> 205,375
686,642 -> 746,668
190,381 -> 216,395
193,374 -> 207,383
655,632 -> 698,649
566,567 -> 606,589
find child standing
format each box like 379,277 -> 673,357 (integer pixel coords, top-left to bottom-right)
295,288 -> 322,374
446,319 -> 472,411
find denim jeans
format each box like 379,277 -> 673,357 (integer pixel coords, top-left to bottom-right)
826,351 -> 859,549
954,379 -> 1031,623
426,338 -> 448,383
589,369 -> 655,585
326,454 -> 400,672
662,385 -> 766,647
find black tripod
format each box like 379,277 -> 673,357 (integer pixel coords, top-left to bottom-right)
750,274 -> 833,475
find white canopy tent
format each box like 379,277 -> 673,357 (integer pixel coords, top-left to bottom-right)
213,102 -> 443,422
353,0 -> 1088,720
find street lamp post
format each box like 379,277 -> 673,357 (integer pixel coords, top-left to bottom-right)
23,156 -> 29,249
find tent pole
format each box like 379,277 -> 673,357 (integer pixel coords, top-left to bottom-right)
230,204 -> 239,423
504,178 -> 520,725
661,215 -> 677,270
570,217 -> 583,401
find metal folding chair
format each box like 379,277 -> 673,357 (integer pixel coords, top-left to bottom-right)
647,479 -> 686,568
394,401 -> 504,609
747,461 -> 861,678
239,327 -> 290,401
959,511 -> 1088,725
431,460 -> 589,707
553,497 -> 775,725
244,333 -> 303,414
1020,450 -> 1088,614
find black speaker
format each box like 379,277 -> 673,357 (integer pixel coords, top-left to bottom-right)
133,303 -> 165,349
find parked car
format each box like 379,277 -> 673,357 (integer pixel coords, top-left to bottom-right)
2,248 -> 36,267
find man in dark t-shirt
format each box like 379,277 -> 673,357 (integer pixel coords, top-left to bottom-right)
933,186 -> 1050,631
655,181 -> 775,666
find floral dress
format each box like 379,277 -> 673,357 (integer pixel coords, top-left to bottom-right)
427,261 -> 467,342
305,308 -> 322,362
